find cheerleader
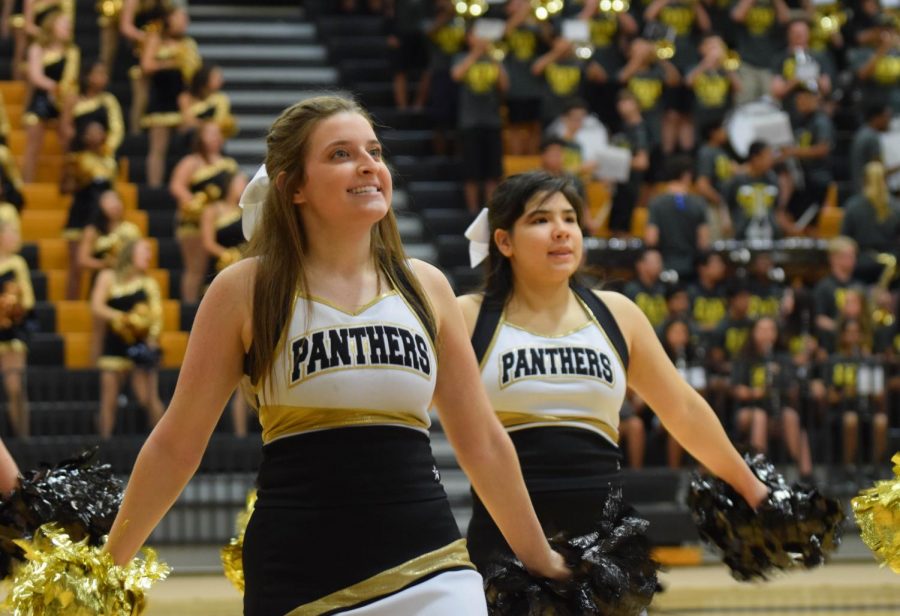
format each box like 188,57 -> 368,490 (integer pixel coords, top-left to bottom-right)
119,0 -> 173,134
61,121 -> 117,299
179,63 -> 236,139
21,8 -> 79,182
6,0 -> 68,80
168,122 -> 238,303
460,172 -> 768,577
103,96 -> 568,615
62,60 -> 124,156
200,170 -> 248,436
91,238 -> 164,439
140,6 -> 200,187
0,141 -> 24,211
0,207 -> 33,439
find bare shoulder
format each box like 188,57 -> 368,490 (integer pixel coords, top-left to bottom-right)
209,256 -> 257,299
457,293 -> 484,335
409,258 -> 453,298
591,289 -> 644,338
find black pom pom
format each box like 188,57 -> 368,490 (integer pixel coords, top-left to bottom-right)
483,489 -> 660,616
687,453 -> 844,581
0,448 -> 124,579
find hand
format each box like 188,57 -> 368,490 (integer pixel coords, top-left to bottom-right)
526,549 -> 571,581
386,35 -> 400,48
741,477 -> 769,510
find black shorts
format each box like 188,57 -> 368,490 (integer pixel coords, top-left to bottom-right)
389,33 -> 428,73
506,98 -> 542,124
664,84 -> 694,114
460,127 -> 503,181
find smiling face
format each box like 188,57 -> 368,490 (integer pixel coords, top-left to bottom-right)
131,239 -> 152,271
291,111 -> 392,231
494,191 -> 583,286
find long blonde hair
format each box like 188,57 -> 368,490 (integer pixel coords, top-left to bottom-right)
862,161 -> 890,222
244,96 -> 436,394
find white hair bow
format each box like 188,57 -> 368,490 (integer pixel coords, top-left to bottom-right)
464,207 -> 491,268
239,165 -> 270,240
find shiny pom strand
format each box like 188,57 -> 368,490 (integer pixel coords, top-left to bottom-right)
221,489 -> 256,594
688,454 -> 844,581
483,489 -> 659,615
6,524 -> 170,615
852,453 -> 900,573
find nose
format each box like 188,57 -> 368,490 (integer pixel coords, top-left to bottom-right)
358,150 -> 378,175
552,219 -> 570,239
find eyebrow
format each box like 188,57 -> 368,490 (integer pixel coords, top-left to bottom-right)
525,206 -> 576,217
326,139 -> 382,148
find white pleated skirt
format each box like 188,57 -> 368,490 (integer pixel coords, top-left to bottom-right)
337,569 -> 487,616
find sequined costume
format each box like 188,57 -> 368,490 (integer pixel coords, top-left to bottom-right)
177,156 -> 237,238
187,91 -> 237,138
0,253 -> 35,354
91,220 -> 141,266
23,44 -> 79,125
0,146 -> 24,210
71,92 -> 124,154
63,151 -> 117,240
97,274 -> 161,371
141,35 -> 200,128
208,208 -> 243,276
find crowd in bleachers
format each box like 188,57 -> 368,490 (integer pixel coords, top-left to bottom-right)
0,0 -> 250,438
328,0 -> 900,477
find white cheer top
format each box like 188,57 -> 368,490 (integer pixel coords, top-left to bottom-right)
256,291 -> 437,444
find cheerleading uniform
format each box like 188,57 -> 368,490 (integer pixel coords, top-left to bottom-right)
177,157 -> 237,238
0,255 -> 35,354
0,146 -> 24,210
186,92 -> 237,137
241,284 -> 485,616
71,92 -> 124,154
23,44 -> 79,126
466,285 -> 633,569
91,220 -> 141,264
206,208 -> 243,279
98,275 -> 161,371
63,151 -> 117,240
141,36 -> 200,128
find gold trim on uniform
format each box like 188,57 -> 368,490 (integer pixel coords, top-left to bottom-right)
0,339 -> 27,354
260,405 -> 429,445
0,146 -> 24,193
74,92 -> 124,154
301,291 -> 396,317
61,228 -> 84,240
496,410 -> 620,444
285,539 -> 475,616
189,157 -> 238,187
98,355 -> 134,371
140,111 -> 182,128
0,93 -> 9,141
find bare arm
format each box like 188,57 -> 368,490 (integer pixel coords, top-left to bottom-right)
643,223 -> 660,247
644,0 -> 670,22
695,177 -> 722,205
168,155 -> 198,207
772,0 -> 790,24
200,205 -> 225,257
12,256 -> 33,311
417,263 -> 566,578
695,1 -> 712,32
531,38 -> 571,76
77,226 -> 107,271
730,0 -> 756,23
119,0 -> 145,44
91,269 -> 125,322
601,291 -> 768,506
0,437 -> 19,495
632,148 -> 650,172
27,43 -> 58,91
496,61 -> 510,94
104,260 -> 253,565
697,222 -> 710,250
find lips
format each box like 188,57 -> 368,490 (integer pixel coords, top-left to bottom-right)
348,185 -> 381,195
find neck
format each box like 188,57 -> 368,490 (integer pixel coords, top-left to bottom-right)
508,274 -> 571,314
303,220 -> 376,282
668,180 -> 689,193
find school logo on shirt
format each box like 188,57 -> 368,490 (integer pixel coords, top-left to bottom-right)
507,28 -> 537,61
736,183 -> 778,216
289,324 -> 432,384
746,5 -> 774,35
694,72 -> 730,107
590,15 -> 618,47
433,23 -> 466,55
628,77 -> 663,111
465,61 -> 500,94
498,345 -> 615,389
873,54 -> 900,85
546,63 -> 582,96
660,4 -> 695,36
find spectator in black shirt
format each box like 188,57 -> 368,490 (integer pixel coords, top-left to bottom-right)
726,140 -> 790,240
747,251 -> 788,319
609,90 -> 650,234
695,118 -> 738,239
644,155 -> 710,280
624,247 -> 669,328
813,236 -> 858,350
688,250 -> 728,334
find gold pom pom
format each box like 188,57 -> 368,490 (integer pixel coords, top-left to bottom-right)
215,247 -> 243,272
221,490 -> 256,594
852,453 -> 900,573
6,524 -> 170,615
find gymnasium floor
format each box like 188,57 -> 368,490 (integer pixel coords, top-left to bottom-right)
142,562 -> 900,615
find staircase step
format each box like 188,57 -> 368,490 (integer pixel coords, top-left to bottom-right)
189,22 -> 315,40
198,44 -> 327,65
222,66 -> 338,86
189,5 -> 300,20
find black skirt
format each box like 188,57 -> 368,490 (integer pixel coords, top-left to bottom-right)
242,426 -> 469,616
466,426 -> 623,571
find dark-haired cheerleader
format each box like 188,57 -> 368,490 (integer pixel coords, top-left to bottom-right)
460,171 -> 769,612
